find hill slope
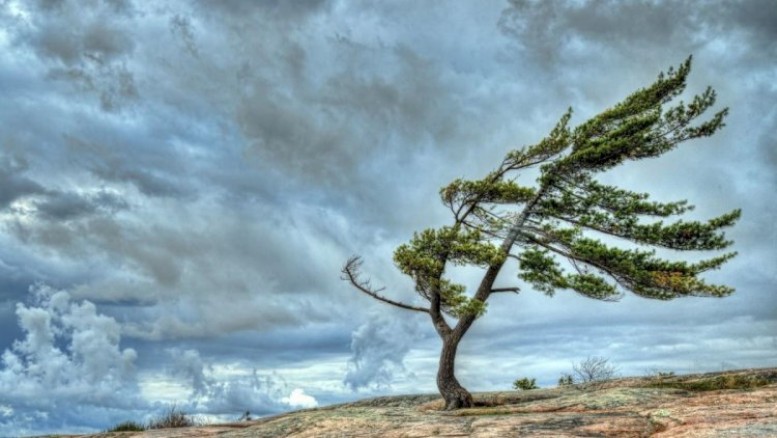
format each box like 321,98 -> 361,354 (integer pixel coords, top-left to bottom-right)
88,368 -> 776,437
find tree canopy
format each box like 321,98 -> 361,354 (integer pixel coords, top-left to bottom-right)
343,57 -> 739,409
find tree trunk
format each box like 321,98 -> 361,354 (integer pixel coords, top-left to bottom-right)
437,335 -> 473,410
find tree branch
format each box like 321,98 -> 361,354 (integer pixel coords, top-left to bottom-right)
521,234 -> 625,301
450,185 -> 553,340
491,287 -> 520,294
341,257 -> 430,313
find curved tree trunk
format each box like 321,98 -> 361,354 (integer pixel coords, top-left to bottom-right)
437,335 -> 473,410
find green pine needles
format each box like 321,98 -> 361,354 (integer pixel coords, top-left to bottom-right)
347,56 -> 739,316
343,57 -> 739,409
407,57 -> 733,310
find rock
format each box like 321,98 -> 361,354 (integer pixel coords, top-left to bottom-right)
85,368 -> 777,438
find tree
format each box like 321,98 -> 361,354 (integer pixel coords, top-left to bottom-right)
341,57 -> 740,410
512,377 -> 539,391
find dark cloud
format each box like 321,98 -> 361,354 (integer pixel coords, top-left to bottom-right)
34,190 -> 128,221
193,0 -> 331,21
0,0 -> 774,434
64,135 -> 193,199
169,14 -> 199,57
499,0 -> 777,62
230,34 -> 480,195
5,0 -> 138,111
0,147 -> 130,222
726,0 -> 777,54
93,166 -> 187,198
0,166 -> 45,209
32,18 -> 134,64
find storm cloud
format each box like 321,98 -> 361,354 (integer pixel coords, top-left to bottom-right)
0,0 -> 774,434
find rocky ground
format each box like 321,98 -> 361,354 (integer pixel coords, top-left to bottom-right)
78,368 -> 776,438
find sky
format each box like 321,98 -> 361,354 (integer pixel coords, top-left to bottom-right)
0,0 -> 775,435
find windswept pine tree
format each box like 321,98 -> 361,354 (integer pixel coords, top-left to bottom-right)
342,57 -> 740,410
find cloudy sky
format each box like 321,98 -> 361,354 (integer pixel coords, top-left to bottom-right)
0,0 -> 775,435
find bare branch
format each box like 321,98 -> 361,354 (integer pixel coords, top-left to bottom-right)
491,287 -> 520,294
341,256 -> 429,313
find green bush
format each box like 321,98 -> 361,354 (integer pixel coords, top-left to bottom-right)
512,377 -> 538,391
558,373 -> 574,386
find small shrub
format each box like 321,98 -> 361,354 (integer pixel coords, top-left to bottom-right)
512,377 -> 539,391
647,370 -> 677,387
106,421 -> 146,432
558,373 -> 574,387
148,405 -> 196,429
572,356 -> 617,387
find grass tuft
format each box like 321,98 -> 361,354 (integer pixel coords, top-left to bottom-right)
147,404 -> 197,429
106,420 -> 146,432
646,373 -> 771,391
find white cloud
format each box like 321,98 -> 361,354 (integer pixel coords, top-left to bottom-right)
0,285 -> 137,398
0,404 -> 12,418
282,388 -> 319,409
0,284 -> 142,435
344,311 -> 424,391
162,348 -> 320,416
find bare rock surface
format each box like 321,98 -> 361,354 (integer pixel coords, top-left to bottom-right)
77,368 -> 776,438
